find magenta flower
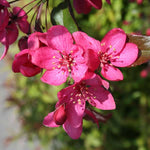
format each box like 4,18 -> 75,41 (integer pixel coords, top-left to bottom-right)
73,28 -> 138,81
12,49 -> 41,77
30,25 -> 88,86
10,7 -> 30,34
0,6 -> 30,60
43,74 -> 115,139
73,0 -> 110,14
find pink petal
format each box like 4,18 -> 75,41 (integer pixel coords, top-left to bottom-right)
13,7 -> 27,20
30,47 -> 61,70
73,31 -> 100,53
63,120 -> 82,139
73,0 -> 91,14
101,65 -> 123,81
71,63 -> 88,82
28,32 -> 48,50
41,68 -> 68,86
0,40 -> 9,60
18,20 -> 30,34
0,8 -> 9,31
6,23 -> 18,45
0,0 -> 10,7
66,99 -> 85,128
12,49 -> 29,72
85,74 -> 110,89
89,87 -> 116,110
47,25 -> 73,53
111,43 -> 138,67
100,28 -> 126,55
43,112 -> 60,128
88,0 -> 102,9
20,64 -> 41,77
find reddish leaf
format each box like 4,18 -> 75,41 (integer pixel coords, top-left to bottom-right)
127,34 -> 150,66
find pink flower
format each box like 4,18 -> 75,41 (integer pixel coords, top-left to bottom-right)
73,28 -> 138,81
10,7 -> 30,34
43,74 -> 115,139
0,6 -> 30,60
73,0 -> 110,14
30,25 -> 88,86
12,49 -> 41,77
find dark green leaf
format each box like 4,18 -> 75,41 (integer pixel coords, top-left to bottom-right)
51,1 -> 78,33
127,34 -> 150,66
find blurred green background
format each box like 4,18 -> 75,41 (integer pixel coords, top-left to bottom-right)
6,0 -> 150,150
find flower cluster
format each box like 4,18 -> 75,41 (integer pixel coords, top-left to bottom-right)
0,0 -> 139,139
0,0 -> 30,60
11,25 -> 138,139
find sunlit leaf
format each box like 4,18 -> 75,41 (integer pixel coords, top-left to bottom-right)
127,34 -> 150,66
51,1 -> 78,33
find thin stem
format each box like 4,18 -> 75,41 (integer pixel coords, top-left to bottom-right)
9,0 -> 20,4
66,0 -> 81,31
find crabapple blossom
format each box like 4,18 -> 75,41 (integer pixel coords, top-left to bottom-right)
43,74 -> 115,139
73,28 -> 138,81
30,25 -> 88,86
0,6 -> 30,60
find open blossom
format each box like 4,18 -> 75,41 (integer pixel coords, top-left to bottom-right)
73,0 -> 110,14
0,6 -> 30,60
30,25 -> 88,86
10,7 -> 30,34
43,74 -> 115,139
73,28 -> 138,81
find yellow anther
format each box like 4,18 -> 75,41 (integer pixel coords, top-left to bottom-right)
73,101 -> 76,104
109,45 -> 112,48
52,67 -> 55,70
53,56 -> 56,58
113,48 -> 116,51
78,101 -> 81,105
78,99 -> 81,102
70,50 -> 73,53
57,65 -> 61,68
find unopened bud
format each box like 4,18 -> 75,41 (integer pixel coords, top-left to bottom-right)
53,104 -> 67,125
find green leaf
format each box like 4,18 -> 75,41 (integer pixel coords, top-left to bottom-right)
51,1 -> 78,33
127,34 -> 150,66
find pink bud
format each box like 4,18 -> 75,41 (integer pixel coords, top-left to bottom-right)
18,36 -> 28,51
53,104 -> 67,125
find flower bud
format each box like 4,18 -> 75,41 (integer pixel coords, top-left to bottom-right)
53,104 -> 67,125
